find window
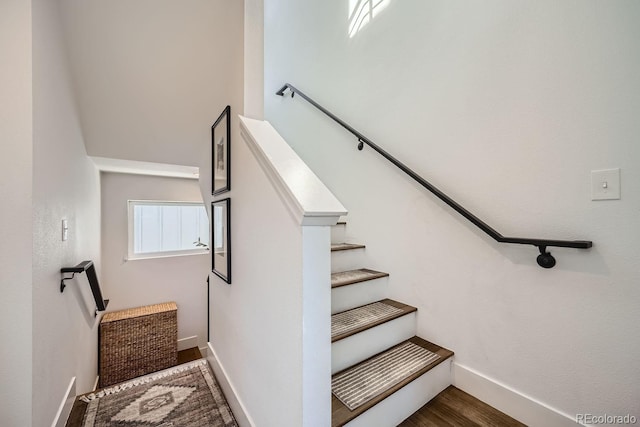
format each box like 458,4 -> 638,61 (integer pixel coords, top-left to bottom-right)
128,200 -> 209,259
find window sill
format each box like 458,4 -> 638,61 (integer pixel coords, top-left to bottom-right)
126,250 -> 209,262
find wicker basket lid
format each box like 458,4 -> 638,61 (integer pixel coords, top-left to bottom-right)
101,302 -> 177,323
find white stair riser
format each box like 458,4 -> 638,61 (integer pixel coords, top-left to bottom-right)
343,359 -> 452,427
331,277 -> 388,314
331,223 -> 346,244
331,248 -> 367,273
332,313 -> 416,374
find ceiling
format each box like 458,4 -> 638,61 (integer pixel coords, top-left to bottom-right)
59,0 -> 244,167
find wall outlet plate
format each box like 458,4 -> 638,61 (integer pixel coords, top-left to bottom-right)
591,168 -> 620,201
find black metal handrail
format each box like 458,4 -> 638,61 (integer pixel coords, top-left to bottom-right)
276,83 -> 592,268
61,260 -> 109,315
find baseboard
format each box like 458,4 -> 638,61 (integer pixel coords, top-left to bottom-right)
51,377 -> 76,427
452,363 -> 583,427
178,335 -> 198,351
207,342 -> 255,427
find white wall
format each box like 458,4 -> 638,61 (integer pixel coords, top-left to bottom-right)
244,0 -> 264,120
31,0 -> 103,425
101,172 -> 209,349
59,0 -> 245,168
208,126 -> 305,426
0,0 -> 33,425
264,0 -> 640,422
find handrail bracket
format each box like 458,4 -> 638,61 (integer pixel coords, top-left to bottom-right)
536,246 -> 556,269
60,272 -> 77,293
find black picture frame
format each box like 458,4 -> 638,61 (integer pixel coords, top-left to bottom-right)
212,105 -> 231,195
211,198 -> 231,284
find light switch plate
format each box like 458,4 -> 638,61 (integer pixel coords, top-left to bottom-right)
591,168 -> 620,200
62,219 -> 69,241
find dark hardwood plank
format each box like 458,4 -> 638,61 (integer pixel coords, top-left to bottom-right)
399,386 -> 527,427
177,346 -> 202,364
66,399 -> 87,427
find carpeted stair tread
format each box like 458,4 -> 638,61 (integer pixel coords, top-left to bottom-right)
331,299 -> 416,342
331,269 -> 389,288
331,242 -> 366,252
331,337 -> 454,427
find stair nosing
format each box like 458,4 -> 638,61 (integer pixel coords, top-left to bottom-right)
331,336 -> 454,427
331,299 -> 416,343
331,268 -> 389,288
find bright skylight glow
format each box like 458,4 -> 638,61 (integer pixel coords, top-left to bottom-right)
348,0 -> 392,38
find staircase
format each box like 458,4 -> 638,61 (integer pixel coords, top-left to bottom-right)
330,221 -> 454,427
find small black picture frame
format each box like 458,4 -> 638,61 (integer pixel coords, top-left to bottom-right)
212,105 -> 231,195
211,198 -> 231,284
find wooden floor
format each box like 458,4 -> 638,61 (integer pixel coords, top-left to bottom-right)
399,386 -> 526,426
177,346 -> 203,364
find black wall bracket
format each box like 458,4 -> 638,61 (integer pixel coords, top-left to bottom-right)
536,246 -> 556,269
60,273 -> 77,293
60,260 -> 109,316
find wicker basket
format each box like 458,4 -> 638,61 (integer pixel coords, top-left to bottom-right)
99,302 -> 178,388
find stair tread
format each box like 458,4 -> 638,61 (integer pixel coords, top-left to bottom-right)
331,299 -> 416,342
331,337 -> 454,427
331,242 -> 366,252
331,269 -> 389,288
331,243 -> 365,252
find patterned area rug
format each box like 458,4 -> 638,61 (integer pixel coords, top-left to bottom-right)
78,359 -> 237,427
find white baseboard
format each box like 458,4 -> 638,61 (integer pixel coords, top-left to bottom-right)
51,377 -> 76,427
453,363 -> 583,427
207,342 -> 254,427
178,335 -> 198,351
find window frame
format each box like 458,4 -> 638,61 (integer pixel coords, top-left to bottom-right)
127,200 -> 210,260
